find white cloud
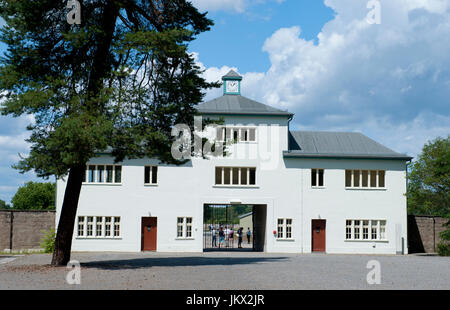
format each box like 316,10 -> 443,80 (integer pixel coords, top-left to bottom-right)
190,0 -> 247,13
195,0 -> 450,158
190,0 -> 285,13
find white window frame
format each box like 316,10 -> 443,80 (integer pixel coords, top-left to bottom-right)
216,126 -> 257,143
277,218 -> 294,240
176,217 -> 194,239
311,168 -> 325,188
214,167 -> 257,187
345,170 -> 386,189
76,216 -> 121,239
144,165 -> 158,185
83,165 -> 122,185
345,219 -> 387,241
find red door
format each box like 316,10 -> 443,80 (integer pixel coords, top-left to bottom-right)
312,220 -> 326,252
141,217 -> 157,251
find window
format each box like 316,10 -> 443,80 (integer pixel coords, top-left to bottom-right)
217,126 -> 257,143
380,220 -> 386,239
77,216 -> 85,237
277,218 -> 293,239
353,170 -> 360,187
145,166 -> 158,185
345,170 -> 386,188
363,220 -> 369,239
84,165 -> 122,184
345,170 -> 352,187
115,166 -> 122,183
105,217 -> 112,237
345,220 -> 387,241
354,220 -> 360,239
114,217 -> 121,237
96,216 -> 103,237
277,219 -> 284,238
371,220 -> 378,239
177,217 -> 184,238
76,216 -> 120,238
311,169 -> 324,187
87,216 -> 93,236
346,220 -> 352,239
177,217 -> 193,239
215,167 -> 256,186
362,170 -> 369,187
286,219 -> 292,239
378,170 -> 385,187
186,218 -> 193,238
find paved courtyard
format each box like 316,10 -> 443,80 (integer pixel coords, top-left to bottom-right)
0,252 -> 449,290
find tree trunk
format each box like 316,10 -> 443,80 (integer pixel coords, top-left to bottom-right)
50,2 -> 120,266
51,164 -> 85,266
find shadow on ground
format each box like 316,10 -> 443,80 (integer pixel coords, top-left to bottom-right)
80,255 -> 288,270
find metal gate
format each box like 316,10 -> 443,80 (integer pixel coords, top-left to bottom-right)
203,204 -> 254,251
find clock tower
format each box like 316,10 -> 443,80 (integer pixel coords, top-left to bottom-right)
222,69 -> 242,95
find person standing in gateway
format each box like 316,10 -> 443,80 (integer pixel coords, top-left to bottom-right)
247,227 -> 251,244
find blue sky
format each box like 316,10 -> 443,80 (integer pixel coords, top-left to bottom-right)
1,0 -> 449,204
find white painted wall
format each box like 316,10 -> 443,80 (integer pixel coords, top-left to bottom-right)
56,115 -> 408,254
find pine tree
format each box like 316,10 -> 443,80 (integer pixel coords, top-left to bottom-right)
0,0 -> 217,265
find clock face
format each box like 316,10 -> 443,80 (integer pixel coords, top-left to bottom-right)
226,80 -> 239,93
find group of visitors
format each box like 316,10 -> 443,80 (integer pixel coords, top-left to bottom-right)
210,225 -> 252,248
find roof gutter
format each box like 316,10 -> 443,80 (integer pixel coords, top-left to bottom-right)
283,151 -> 413,161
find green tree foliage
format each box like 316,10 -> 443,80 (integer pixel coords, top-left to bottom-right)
407,136 -> 450,256
0,1 -> 217,265
407,135 -> 450,217
0,199 -> 11,209
11,182 -> 56,210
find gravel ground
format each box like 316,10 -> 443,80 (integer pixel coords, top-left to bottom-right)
0,252 -> 448,290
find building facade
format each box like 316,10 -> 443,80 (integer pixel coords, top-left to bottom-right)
55,70 -> 412,254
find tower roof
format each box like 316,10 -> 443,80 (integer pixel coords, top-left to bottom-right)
222,70 -> 242,80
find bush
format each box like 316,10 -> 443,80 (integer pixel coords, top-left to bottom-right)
40,228 -> 56,253
437,242 -> 450,256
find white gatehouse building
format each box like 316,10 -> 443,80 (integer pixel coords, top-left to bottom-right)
56,70 -> 412,254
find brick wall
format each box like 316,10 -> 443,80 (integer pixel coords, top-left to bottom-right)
0,210 -> 55,251
408,215 -> 448,253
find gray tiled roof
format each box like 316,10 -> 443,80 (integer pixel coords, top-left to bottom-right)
196,95 -> 293,116
285,131 -> 412,160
